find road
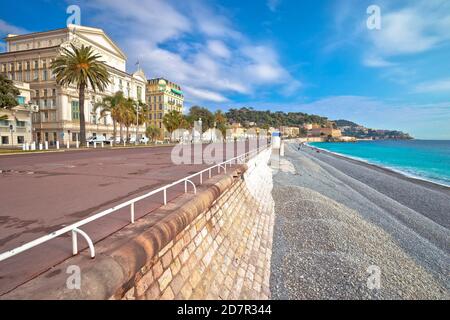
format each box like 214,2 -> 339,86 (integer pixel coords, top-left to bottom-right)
0,143 -> 252,295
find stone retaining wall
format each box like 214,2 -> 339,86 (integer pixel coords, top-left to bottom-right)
3,149 -> 274,300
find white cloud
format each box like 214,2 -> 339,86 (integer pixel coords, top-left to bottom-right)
80,0 -> 299,104
267,0 -> 281,12
0,19 -> 28,36
366,1 -> 450,57
363,56 -> 395,68
415,78 -> 450,93
184,86 -> 229,103
206,40 -> 231,59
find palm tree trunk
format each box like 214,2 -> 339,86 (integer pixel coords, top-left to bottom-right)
126,126 -> 129,142
79,84 -> 87,146
113,119 -> 117,147
120,124 -> 123,143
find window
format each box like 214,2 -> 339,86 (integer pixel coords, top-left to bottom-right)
26,62 -> 30,70
17,136 -> 25,144
16,96 -> 26,105
159,104 -> 163,110
35,90 -> 39,97
25,71 -> 30,82
1,64 -> 6,72
137,86 -> 142,101
33,70 -> 39,81
16,120 -> 26,127
18,62 -> 22,71
2,136 -> 9,145
52,89 -> 56,96
0,120 -> 9,126
43,89 -> 48,97
34,61 -> 39,69
71,101 -> 80,120
42,70 -> 48,81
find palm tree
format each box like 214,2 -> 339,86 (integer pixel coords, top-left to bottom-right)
94,91 -> 125,146
163,110 -> 184,142
52,44 -> 110,146
121,98 -> 137,142
146,125 -> 161,142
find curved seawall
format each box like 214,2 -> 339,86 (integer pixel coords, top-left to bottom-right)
2,149 -> 275,300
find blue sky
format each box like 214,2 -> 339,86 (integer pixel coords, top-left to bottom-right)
1,0 -> 449,139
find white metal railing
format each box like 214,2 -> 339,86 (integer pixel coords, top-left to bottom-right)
0,145 -> 269,262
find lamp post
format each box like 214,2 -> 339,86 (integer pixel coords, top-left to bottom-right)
135,101 -> 139,145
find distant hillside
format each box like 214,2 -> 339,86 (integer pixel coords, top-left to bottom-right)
334,119 -> 359,127
333,120 -> 413,140
225,107 -> 328,128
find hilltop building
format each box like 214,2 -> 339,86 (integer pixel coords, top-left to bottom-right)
280,126 -> 300,138
0,24 -> 147,144
146,78 -> 184,138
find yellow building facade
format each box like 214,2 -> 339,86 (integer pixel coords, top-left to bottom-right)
146,78 -> 184,138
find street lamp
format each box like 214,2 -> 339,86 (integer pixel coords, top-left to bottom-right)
135,101 -> 140,145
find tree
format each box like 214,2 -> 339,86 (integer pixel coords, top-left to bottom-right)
187,106 -> 214,133
52,44 -> 110,146
121,98 -> 137,142
0,74 -> 20,109
94,91 -> 126,146
163,110 -> 184,141
214,110 -> 228,139
146,125 -> 161,142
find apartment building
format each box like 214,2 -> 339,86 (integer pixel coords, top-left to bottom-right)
0,24 -> 146,144
146,78 -> 184,137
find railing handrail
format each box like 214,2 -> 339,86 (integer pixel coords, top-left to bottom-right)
0,145 -> 270,262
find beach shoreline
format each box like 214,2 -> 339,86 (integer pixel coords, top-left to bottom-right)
270,143 -> 450,299
304,142 -> 450,191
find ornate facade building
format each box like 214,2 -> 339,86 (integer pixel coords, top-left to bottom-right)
0,24 -> 147,144
146,78 -> 184,138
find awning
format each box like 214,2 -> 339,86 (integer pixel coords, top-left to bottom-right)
0,113 -> 14,121
14,114 -> 31,122
171,88 -> 184,96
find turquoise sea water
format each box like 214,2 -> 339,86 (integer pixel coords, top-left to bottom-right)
309,140 -> 450,187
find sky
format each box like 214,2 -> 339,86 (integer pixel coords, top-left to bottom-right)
0,0 -> 449,139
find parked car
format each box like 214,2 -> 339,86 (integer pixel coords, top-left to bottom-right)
140,136 -> 150,144
87,136 -> 107,145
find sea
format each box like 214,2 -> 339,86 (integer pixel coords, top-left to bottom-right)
309,140 -> 450,187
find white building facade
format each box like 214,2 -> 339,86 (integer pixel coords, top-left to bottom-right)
0,25 -> 147,144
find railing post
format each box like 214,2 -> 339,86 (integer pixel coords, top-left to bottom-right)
130,203 -> 135,223
164,189 -> 167,205
72,230 -> 78,255
200,172 -> 203,185
184,180 -> 187,193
